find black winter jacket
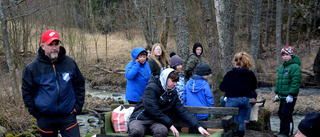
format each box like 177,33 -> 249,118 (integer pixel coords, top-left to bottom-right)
129,74 -> 200,129
22,46 -> 85,118
219,68 -> 257,98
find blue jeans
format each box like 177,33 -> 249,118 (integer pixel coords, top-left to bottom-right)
226,97 -> 250,131
244,98 -> 256,123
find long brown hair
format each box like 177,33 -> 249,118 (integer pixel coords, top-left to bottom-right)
151,43 -> 169,69
233,52 -> 254,70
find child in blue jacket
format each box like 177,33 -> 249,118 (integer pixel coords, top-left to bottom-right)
170,55 -> 185,104
125,47 -> 151,104
184,62 -> 214,120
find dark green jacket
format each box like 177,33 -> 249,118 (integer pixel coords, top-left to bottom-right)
184,53 -> 201,80
274,55 -> 301,97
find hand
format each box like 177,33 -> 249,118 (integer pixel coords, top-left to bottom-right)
198,127 -> 210,136
70,108 -> 77,114
170,125 -> 179,137
223,97 -> 227,102
135,59 -> 140,63
286,95 -> 293,103
275,94 -> 279,101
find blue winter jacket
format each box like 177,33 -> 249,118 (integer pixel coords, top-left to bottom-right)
183,75 -> 214,120
125,47 -> 151,102
22,46 -> 85,118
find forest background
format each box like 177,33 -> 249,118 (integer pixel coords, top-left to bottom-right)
0,0 -> 319,135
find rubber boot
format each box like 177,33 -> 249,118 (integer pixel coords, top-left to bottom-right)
237,131 -> 245,137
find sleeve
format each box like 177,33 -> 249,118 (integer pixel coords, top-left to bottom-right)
183,86 -> 187,105
185,55 -> 196,72
21,67 -> 40,118
142,85 -> 173,128
205,84 -> 214,107
148,59 -> 156,75
125,61 -> 140,80
219,71 -> 231,92
274,66 -> 282,94
174,96 -> 200,130
73,62 -> 86,114
288,65 -> 301,96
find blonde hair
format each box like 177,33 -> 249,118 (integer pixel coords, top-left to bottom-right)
151,43 -> 169,69
233,52 -> 254,70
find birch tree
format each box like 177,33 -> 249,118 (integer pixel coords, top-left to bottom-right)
173,0 -> 190,61
201,0 -> 222,106
276,0 -> 283,66
250,0 -> 262,73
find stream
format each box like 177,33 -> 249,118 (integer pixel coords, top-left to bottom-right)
80,87 -> 319,136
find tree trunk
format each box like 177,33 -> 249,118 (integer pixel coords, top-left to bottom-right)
286,0 -> 293,46
160,0 -> 169,49
133,0 -> 152,45
0,0 -> 21,103
173,0 -> 190,62
221,0 -> 235,74
265,0 -> 274,47
276,0 -> 283,66
214,0 -> 225,71
306,0 -> 314,53
250,0 -> 262,73
314,0 -> 319,29
201,0 -> 222,106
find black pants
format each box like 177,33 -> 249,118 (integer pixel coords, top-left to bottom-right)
278,98 -> 296,136
37,113 -> 80,137
128,120 -> 168,137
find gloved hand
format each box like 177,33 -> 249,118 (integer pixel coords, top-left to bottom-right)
275,94 -> 279,101
286,95 -> 293,103
224,97 -> 227,102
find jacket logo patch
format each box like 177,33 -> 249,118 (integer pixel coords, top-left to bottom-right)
284,69 -> 289,76
63,73 -> 70,82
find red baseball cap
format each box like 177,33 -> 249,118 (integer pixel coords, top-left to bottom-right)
41,30 -> 61,44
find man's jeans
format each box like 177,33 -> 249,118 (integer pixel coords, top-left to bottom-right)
226,97 -> 250,131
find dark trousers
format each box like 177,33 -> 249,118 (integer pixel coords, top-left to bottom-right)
278,98 -> 296,136
128,120 -> 168,137
37,113 -> 80,137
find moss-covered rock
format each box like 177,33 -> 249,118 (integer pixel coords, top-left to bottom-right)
5,133 -> 14,137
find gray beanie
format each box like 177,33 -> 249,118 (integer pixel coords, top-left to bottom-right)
170,55 -> 183,68
196,62 -> 212,76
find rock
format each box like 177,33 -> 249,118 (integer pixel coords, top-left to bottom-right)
87,118 -> 96,123
0,126 -> 7,137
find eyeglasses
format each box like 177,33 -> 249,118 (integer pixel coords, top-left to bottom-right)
155,48 -> 162,51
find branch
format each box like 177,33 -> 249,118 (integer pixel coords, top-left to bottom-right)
8,8 -> 42,21
1,0 -> 25,10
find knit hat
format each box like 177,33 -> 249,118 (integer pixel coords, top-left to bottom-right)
170,55 -> 183,68
281,46 -> 294,56
195,62 -> 212,76
192,42 -> 203,56
170,52 -> 176,58
298,113 -> 320,137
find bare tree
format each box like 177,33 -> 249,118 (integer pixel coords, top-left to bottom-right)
286,0 -> 293,46
276,0 -> 283,66
159,0 -> 170,49
265,0 -> 274,47
306,0 -> 315,53
173,0 -> 190,61
0,0 -> 26,102
250,0 -> 262,73
201,0 -> 222,106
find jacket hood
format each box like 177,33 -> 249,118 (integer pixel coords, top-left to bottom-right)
37,46 -> 66,63
187,75 -> 207,93
160,68 -> 175,91
283,55 -> 301,66
131,47 -> 147,60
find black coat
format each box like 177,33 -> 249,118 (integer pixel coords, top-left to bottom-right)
129,75 -> 200,129
219,68 -> 257,98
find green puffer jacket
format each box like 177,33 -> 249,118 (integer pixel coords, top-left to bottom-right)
274,55 -> 301,97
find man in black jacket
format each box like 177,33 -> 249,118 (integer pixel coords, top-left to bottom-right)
128,68 -> 210,137
22,30 -> 85,137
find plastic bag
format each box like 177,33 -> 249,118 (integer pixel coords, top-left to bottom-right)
111,105 -> 134,133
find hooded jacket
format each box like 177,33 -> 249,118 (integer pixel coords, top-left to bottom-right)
184,75 -> 214,120
22,46 -> 85,118
125,47 -> 151,102
185,53 -> 201,80
219,68 -> 257,98
274,55 -> 301,97
129,68 -> 200,129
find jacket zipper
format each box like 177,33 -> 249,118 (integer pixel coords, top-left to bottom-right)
53,64 -> 60,113
136,109 -> 145,120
